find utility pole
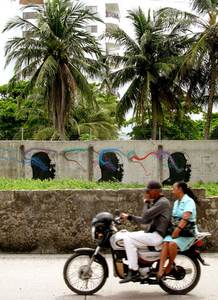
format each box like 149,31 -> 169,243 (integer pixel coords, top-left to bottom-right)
88,145 -> 94,181
158,127 -> 162,140
158,144 -> 163,183
21,128 -> 24,141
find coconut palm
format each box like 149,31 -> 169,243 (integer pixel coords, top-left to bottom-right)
105,8 -> 192,139
69,84 -> 118,140
3,0 -> 102,139
165,1 -> 218,139
191,0 -> 218,139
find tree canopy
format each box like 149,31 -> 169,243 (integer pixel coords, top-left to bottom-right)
3,0 -> 102,139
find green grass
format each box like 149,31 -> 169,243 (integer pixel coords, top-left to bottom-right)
0,178 -> 144,191
193,182 -> 218,197
0,178 -> 216,196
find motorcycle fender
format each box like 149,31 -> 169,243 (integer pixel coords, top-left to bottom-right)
194,251 -> 210,266
73,247 -> 109,277
74,247 -> 96,253
182,249 -> 210,266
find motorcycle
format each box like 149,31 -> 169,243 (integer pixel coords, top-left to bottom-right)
63,210 -> 211,295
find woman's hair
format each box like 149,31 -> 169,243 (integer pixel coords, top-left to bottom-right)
176,182 -> 199,205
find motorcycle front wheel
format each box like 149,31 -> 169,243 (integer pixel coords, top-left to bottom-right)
63,250 -> 108,295
159,253 -> 201,295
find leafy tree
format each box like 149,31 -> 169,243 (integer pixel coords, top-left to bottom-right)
190,0 -> 218,139
210,125 -> 218,139
128,114 -> 202,140
0,81 -> 119,140
105,8 -> 193,139
0,81 -> 27,99
0,98 -> 21,140
0,81 -> 28,139
197,112 -> 218,139
165,1 -> 218,139
3,0 -> 102,140
68,84 -> 119,140
15,97 -> 51,140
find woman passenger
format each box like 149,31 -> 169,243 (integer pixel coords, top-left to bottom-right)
157,182 -> 198,279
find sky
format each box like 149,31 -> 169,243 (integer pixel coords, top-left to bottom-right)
0,0 -> 207,139
0,0 -> 193,84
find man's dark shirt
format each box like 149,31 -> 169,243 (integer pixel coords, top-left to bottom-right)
128,195 -> 171,237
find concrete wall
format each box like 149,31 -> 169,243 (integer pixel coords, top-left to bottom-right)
0,140 -> 217,183
0,188 -> 215,253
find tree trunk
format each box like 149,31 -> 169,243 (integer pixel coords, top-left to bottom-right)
204,55 -> 216,139
152,99 -> 158,140
51,80 -> 59,135
52,74 -> 66,140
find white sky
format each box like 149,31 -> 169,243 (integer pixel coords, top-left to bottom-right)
0,0 -> 193,84
0,1 -> 210,139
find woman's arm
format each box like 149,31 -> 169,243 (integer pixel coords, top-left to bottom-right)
172,212 -> 192,239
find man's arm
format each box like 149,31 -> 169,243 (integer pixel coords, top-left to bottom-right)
128,200 -> 166,224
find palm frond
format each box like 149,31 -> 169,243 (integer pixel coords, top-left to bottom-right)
127,8 -> 149,43
156,7 -> 198,30
191,0 -> 217,14
116,77 -> 142,122
105,25 -> 140,54
68,63 -> 93,103
2,16 -> 39,33
35,55 -> 58,89
110,66 -> 136,88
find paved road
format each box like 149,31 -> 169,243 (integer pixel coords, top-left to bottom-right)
0,253 -> 218,300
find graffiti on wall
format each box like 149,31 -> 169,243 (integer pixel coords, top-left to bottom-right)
98,150 -> 124,182
0,145 -> 192,184
59,146 -> 192,183
61,147 -> 88,172
31,152 -> 56,180
162,152 -> 191,185
24,148 -> 57,180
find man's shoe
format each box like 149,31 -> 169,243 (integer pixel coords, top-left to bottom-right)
119,269 -> 140,284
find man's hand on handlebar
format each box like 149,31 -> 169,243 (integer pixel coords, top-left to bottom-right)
120,212 -> 129,222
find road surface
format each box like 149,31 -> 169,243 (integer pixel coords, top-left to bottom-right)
0,253 -> 218,300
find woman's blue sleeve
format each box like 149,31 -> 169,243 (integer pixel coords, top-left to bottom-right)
184,199 -> 195,214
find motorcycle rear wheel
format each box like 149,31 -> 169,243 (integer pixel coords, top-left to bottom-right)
159,253 -> 201,295
63,250 -> 108,295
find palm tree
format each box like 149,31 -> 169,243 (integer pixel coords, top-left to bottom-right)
105,8 -> 190,140
69,84 -> 118,140
167,1 -> 218,139
3,0 -> 102,140
191,0 -> 218,139
165,1 -> 218,139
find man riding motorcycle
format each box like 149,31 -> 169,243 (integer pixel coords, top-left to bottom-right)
120,180 -> 171,283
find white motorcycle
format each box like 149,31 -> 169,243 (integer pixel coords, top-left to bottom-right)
63,211 -> 211,295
